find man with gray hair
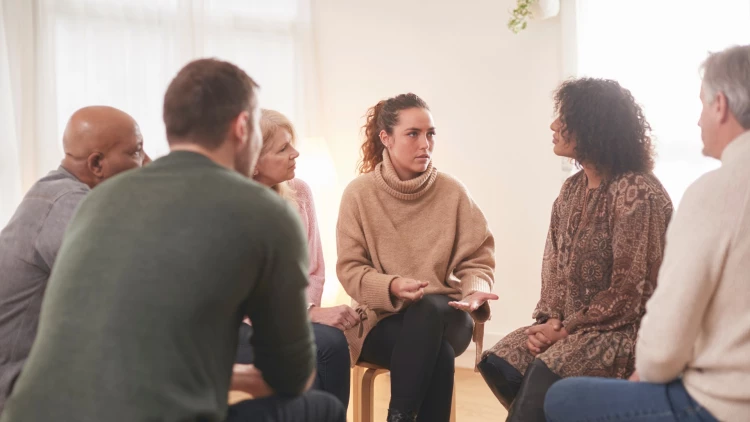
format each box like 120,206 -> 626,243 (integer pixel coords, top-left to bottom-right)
543,44 -> 750,422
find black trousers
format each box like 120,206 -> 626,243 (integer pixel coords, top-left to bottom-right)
477,353 -> 524,409
236,322 -> 351,408
359,295 -> 474,422
225,390 -> 345,422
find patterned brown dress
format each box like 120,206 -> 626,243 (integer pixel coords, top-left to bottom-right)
485,171 -> 673,378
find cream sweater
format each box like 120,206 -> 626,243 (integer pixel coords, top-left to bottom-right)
336,151 -> 495,366
636,131 -> 750,421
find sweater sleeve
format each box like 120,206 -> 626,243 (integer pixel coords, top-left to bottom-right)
451,193 -> 495,298
292,179 -> 325,307
245,202 -> 315,396
449,184 -> 495,321
336,186 -> 405,313
532,193 -> 566,322
636,175 -> 727,383
563,175 -> 672,334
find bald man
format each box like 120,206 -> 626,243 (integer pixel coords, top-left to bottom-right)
0,106 -> 144,412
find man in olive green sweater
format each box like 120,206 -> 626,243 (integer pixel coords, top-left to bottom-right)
0,59 -> 344,422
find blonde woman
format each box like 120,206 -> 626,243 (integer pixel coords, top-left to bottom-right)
236,110 -> 355,408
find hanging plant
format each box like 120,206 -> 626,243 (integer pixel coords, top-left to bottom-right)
508,0 -> 535,34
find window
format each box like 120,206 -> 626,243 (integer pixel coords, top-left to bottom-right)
50,0 -> 312,159
573,0 -> 750,205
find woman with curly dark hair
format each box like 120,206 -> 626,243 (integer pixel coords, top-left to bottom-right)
477,78 -> 674,422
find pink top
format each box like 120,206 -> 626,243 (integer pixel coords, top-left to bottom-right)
243,178 -> 325,325
288,178 -> 325,307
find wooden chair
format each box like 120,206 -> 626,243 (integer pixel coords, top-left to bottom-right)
352,362 -> 457,422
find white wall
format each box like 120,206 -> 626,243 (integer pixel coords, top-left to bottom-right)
312,0 -> 568,367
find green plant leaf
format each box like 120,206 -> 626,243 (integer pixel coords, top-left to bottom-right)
507,0 -> 536,33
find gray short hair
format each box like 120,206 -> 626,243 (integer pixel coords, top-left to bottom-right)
701,45 -> 750,129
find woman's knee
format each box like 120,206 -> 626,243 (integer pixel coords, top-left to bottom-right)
478,354 -> 523,385
411,294 -> 447,313
406,295 -> 451,326
477,355 -> 493,378
313,323 -> 350,364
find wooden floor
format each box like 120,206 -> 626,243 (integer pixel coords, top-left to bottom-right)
230,367 -> 507,422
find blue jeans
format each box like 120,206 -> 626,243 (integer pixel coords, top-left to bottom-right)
545,377 -> 718,422
236,323 -> 351,409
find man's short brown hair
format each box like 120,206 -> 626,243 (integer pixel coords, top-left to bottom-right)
163,58 -> 259,149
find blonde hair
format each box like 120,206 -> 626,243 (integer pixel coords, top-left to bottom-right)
259,109 -> 297,204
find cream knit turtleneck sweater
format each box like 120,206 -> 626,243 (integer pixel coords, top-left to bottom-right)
336,150 -> 495,366
636,132 -> 750,421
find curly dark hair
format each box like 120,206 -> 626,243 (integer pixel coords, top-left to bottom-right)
554,78 -> 655,176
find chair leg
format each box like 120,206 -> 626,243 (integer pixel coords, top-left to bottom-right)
361,368 -> 381,422
450,382 -> 457,422
355,366 -> 455,421
352,366 -> 364,422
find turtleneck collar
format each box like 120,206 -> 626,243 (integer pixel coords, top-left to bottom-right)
373,149 -> 438,200
721,130 -> 750,166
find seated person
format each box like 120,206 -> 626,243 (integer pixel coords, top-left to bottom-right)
544,44 -> 750,422
336,93 -> 498,422
0,58 -> 344,422
0,106 -> 146,412
236,109 -> 354,408
478,77 -> 673,422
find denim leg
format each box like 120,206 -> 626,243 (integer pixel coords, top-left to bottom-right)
310,323 -> 351,409
544,377 -> 718,422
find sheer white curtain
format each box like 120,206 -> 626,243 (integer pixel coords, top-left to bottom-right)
573,0 -> 750,206
0,0 -> 36,226
52,0 -> 319,157
0,3 -> 21,221
0,1 -> 21,225
0,0 -> 319,225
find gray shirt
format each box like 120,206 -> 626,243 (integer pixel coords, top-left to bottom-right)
1,152 -> 314,422
0,167 -> 89,411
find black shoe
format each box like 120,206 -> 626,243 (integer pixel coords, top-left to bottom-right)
477,354 -> 523,410
387,408 -> 417,422
506,359 -> 561,422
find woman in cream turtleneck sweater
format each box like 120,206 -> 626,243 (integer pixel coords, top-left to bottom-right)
336,93 -> 498,422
